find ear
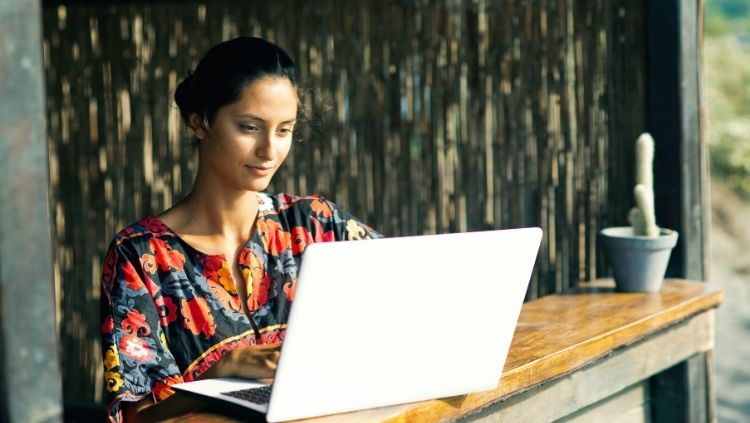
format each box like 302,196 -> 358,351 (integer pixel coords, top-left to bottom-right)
188,113 -> 209,140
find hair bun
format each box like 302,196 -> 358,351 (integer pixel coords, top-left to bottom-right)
174,70 -> 198,122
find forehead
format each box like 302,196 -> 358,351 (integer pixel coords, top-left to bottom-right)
225,77 -> 298,121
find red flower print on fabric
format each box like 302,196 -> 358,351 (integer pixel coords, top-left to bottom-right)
140,216 -> 170,233
258,216 -> 281,236
121,309 -> 152,337
237,247 -> 252,266
283,277 -> 297,301
202,255 -> 237,294
257,217 -> 292,256
260,328 -> 285,344
291,226 -> 313,255
202,255 -> 223,281
102,247 -> 118,289
310,216 -> 336,243
150,237 -> 186,271
310,198 -> 333,218
155,295 -> 178,326
143,273 -> 161,298
121,261 -> 145,291
181,297 -> 216,338
247,254 -> 271,312
152,375 -> 184,400
141,254 -> 158,274
101,316 -> 114,334
208,283 -> 242,312
119,334 -> 154,361
292,226 -> 315,255
269,233 -> 292,256
274,193 -> 299,212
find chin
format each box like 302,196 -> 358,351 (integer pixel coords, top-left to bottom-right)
245,181 -> 272,193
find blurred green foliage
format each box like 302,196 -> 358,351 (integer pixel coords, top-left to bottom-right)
705,0 -> 750,197
707,0 -> 749,17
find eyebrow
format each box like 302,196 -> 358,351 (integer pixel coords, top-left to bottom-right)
235,113 -> 297,124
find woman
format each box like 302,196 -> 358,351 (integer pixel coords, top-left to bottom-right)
100,37 -> 380,422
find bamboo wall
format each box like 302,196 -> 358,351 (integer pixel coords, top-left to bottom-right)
42,0 -> 647,408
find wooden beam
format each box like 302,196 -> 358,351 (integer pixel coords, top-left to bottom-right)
0,0 -> 64,421
646,0 -> 708,280
462,310 -> 714,422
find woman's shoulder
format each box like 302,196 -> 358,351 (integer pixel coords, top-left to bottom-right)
107,215 -> 176,253
260,192 -> 382,240
259,192 -> 338,216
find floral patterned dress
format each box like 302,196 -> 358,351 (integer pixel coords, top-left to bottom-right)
100,193 -> 381,422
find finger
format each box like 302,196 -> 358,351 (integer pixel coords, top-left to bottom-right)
244,352 -> 277,363
252,342 -> 281,350
242,343 -> 281,357
230,362 -> 274,380
264,357 -> 278,371
250,364 -> 276,379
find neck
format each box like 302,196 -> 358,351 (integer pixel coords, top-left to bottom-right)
173,170 -> 260,245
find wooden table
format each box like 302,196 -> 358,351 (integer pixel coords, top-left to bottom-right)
159,279 -> 723,423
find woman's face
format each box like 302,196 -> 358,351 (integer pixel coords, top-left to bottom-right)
192,76 -> 298,193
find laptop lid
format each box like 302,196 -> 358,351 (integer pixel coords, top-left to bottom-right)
267,227 -> 542,422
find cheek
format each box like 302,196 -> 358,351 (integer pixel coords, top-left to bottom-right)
207,128 -> 243,153
276,140 -> 293,162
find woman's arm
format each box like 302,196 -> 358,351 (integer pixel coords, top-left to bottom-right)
200,342 -> 281,380
130,343 -> 281,421
101,239 -> 183,422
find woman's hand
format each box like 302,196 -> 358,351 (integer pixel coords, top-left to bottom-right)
202,342 -> 281,381
134,343 -> 281,422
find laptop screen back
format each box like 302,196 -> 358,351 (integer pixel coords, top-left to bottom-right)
267,227 -> 542,422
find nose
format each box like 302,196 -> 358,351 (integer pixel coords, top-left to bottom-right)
255,132 -> 277,161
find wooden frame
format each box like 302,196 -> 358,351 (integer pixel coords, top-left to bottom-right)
0,0 -> 64,422
647,0 -> 708,281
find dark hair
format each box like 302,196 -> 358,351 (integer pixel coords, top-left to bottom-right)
174,37 -> 300,126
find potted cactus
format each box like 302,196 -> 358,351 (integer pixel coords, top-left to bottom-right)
599,133 -> 679,292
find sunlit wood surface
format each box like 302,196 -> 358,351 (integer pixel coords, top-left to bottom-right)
157,279 -> 722,422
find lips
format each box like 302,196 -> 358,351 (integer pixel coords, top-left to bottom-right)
245,165 -> 274,176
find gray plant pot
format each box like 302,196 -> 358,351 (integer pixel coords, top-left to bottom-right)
599,227 -> 679,292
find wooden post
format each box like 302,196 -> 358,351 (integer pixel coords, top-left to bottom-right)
646,0 -> 708,281
646,1 -> 713,421
650,352 -> 714,423
0,0 -> 64,421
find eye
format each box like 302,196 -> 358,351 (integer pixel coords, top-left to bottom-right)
277,127 -> 294,136
239,124 -> 260,132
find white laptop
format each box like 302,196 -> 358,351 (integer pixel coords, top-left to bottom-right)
172,227 -> 543,422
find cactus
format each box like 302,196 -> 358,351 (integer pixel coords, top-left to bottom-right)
628,133 -> 659,237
